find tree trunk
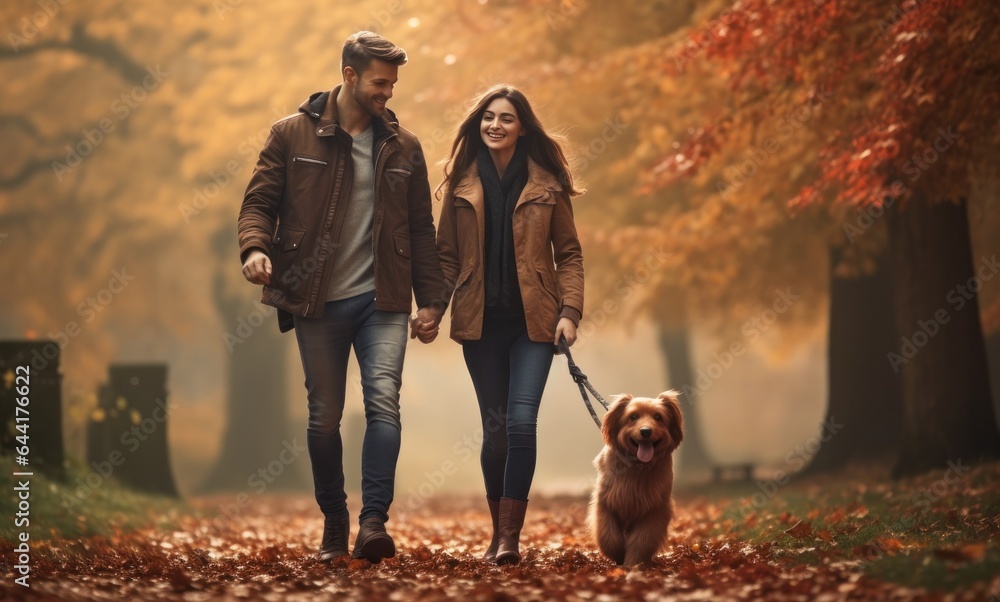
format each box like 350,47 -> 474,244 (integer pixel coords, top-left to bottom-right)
987,332 -> 1000,421
658,326 -> 714,480
198,227 -> 310,493
885,196 -> 1000,477
800,246 -> 902,476
198,322 -> 312,492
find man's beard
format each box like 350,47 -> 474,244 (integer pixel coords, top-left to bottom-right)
353,87 -> 386,118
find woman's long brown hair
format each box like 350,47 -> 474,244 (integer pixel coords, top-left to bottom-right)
435,84 -> 582,201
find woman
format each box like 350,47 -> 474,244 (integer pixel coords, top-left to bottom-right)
428,84 -> 585,564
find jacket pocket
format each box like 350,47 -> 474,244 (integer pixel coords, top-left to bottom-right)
451,266 -> 475,320
454,201 -> 478,237
524,190 -> 556,205
289,155 -> 331,201
455,265 -> 473,290
521,190 -> 556,210
291,155 -> 328,166
271,227 -> 308,299
535,267 -> 559,305
392,232 -> 410,258
274,227 -> 306,251
383,167 -> 412,197
520,194 -> 556,239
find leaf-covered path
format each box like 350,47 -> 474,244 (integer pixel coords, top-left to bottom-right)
6,472 -> 999,602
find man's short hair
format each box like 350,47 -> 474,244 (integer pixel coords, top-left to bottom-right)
342,31 -> 407,76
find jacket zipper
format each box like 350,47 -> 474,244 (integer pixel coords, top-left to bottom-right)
294,155 -> 324,317
311,151 -> 348,315
371,135 -> 397,302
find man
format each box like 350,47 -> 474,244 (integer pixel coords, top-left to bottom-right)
238,31 -> 444,564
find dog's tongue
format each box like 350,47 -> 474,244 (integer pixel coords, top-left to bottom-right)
637,441 -> 654,463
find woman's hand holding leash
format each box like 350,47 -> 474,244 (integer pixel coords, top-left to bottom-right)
556,330 -> 608,428
554,317 -> 577,353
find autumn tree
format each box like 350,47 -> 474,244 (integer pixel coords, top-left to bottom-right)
520,0 -> 739,479
542,0 -> 835,478
642,0 -> 1000,475
0,0 -> 381,492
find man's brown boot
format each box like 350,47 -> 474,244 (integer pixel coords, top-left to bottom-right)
352,516 -> 396,564
484,498 -> 501,561
494,497 -> 528,565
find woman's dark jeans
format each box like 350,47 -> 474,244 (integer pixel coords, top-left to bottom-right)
462,312 -> 554,501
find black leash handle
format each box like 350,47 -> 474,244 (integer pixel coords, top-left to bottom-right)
558,336 -> 609,429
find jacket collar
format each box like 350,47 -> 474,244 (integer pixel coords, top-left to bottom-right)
299,84 -> 400,140
452,157 -> 563,211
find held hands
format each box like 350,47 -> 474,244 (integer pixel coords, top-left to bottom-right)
409,306 -> 443,344
554,317 -> 577,353
242,250 -> 272,285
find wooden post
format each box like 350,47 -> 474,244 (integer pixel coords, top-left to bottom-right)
0,340 -> 66,480
105,364 -> 179,497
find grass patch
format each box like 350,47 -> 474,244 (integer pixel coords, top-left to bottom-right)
0,454 -> 194,543
679,461 -> 1000,591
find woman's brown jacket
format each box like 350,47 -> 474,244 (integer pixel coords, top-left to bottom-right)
436,159 -> 584,343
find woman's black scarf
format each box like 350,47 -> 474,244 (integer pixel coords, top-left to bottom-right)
477,141 -> 529,309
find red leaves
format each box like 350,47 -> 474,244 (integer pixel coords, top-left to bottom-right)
824,508 -> 847,525
639,121 -> 731,194
933,543 -> 987,563
639,0 -> 996,209
877,537 -> 906,554
784,520 -> 813,539
851,538 -> 905,561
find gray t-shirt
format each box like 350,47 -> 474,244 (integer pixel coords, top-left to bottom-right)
325,125 -> 376,301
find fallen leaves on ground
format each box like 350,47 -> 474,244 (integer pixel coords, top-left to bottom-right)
2,489 -> 995,601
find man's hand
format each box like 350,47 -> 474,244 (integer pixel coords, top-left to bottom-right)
409,305 -> 443,343
242,250 -> 272,285
554,317 -> 577,352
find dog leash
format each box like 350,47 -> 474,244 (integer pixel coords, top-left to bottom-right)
558,337 -> 609,429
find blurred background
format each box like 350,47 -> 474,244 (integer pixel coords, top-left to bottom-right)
1,0 -> 998,506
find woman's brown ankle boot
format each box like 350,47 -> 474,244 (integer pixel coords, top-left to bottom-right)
495,497 -> 528,565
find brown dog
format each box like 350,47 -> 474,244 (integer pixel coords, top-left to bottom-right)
587,391 -> 683,566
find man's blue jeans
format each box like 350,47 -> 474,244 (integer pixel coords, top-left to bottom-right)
292,289 -> 408,524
